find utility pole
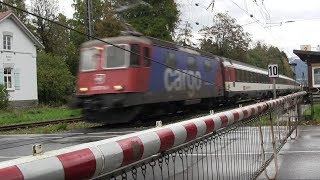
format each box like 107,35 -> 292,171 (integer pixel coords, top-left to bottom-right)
85,0 -> 93,40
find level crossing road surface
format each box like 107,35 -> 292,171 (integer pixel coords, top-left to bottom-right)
0,126 -> 148,162
0,126 -> 317,179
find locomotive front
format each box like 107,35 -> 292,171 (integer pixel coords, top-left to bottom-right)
72,36 -> 152,123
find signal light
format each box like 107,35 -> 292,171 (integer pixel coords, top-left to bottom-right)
113,85 -> 124,91
79,87 -> 88,92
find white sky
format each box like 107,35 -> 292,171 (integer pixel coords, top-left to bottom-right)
26,0 -> 320,58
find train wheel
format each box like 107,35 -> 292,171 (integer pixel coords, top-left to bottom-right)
83,106 -> 142,124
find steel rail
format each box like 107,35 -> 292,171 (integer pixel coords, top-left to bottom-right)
0,117 -> 83,131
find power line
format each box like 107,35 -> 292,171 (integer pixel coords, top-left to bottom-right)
226,0 -> 292,57
228,0 -> 265,27
0,1 -> 215,86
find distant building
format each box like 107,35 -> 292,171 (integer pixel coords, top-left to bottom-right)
0,11 -> 44,107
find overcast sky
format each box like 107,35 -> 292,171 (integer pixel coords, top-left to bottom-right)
27,0 -> 320,58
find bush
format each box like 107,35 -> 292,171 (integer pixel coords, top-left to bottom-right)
0,84 -> 9,109
37,51 -> 75,105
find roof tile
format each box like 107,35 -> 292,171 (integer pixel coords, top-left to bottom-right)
0,11 -> 11,21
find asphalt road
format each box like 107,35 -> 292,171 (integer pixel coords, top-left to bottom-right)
0,126 -> 147,162
1,125 -> 318,180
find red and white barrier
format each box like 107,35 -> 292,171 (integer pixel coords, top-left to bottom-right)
0,92 -> 306,180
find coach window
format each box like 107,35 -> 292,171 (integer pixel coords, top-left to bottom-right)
130,44 -> 140,66
251,72 -> 254,83
242,70 -> 247,82
236,69 -> 241,82
164,52 -> 176,68
143,47 -> 150,66
204,59 -> 212,72
234,69 -> 239,81
240,70 -> 245,82
187,56 -> 197,70
265,75 -> 268,83
238,70 -> 241,82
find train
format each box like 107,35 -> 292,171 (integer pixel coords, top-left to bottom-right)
70,33 -> 300,124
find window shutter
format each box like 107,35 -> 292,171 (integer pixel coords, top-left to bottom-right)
0,68 -> 3,85
14,68 -> 20,90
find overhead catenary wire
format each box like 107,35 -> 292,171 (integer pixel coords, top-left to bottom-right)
0,1 -> 216,86
228,0 -> 265,27
226,0 -> 292,57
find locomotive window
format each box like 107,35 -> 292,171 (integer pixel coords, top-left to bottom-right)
80,48 -> 98,71
130,44 -> 140,66
144,47 -> 150,66
187,56 -> 197,70
164,52 -> 176,67
204,59 -> 213,72
105,45 -> 128,68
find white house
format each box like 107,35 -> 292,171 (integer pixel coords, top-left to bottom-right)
0,11 -> 44,107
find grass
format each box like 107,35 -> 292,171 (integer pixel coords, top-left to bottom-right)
2,122 -> 98,134
301,104 -> 320,125
0,106 -> 81,126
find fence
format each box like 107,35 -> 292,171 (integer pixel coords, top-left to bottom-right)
0,92 -> 306,180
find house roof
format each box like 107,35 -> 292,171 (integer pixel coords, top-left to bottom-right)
0,11 -> 44,49
293,50 -> 320,62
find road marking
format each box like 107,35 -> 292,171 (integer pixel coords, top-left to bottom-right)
63,135 -> 119,139
183,150 -> 320,157
0,156 -> 24,159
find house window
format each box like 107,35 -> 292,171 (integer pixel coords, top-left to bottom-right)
4,68 -> 13,90
3,35 -> 12,50
313,67 -> 320,87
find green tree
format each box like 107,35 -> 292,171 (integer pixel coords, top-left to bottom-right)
0,0 -> 27,22
120,0 -> 180,41
30,0 -> 78,77
247,41 -> 293,77
30,0 -> 59,53
175,21 -> 193,46
72,0 -> 122,39
94,4 -> 123,38
199,13 -> 251,62
37,52 -> 75,105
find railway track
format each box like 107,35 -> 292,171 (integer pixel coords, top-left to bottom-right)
0,117 -> 83,131
0,99 -> 256,132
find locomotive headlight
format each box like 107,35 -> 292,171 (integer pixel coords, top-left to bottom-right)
113,85 -> 124,91
79,87 -> 88,92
